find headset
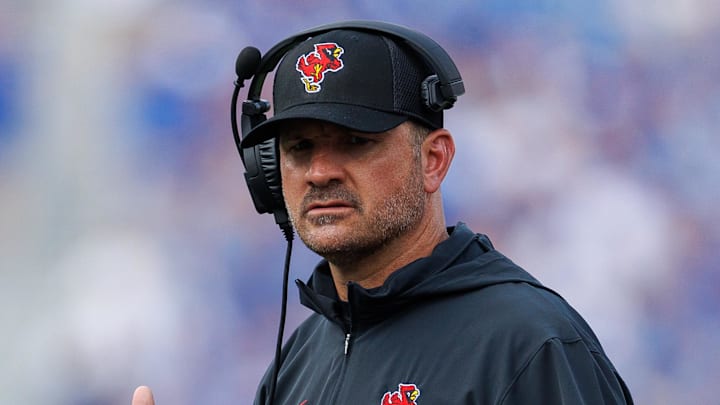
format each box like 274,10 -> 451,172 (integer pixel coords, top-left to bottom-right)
231,23 -> 463,403
230,20 -> 465,238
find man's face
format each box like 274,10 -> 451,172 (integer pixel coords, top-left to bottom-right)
278,120 -> 426,265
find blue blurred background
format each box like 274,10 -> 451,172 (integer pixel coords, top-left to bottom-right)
1,0 -> 718,403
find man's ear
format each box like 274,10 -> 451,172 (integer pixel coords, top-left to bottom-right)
422,128 -> 455,193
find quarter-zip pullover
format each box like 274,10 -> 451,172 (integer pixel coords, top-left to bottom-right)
254,223 -> 633,404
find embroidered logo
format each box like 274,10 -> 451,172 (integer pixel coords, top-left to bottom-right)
295,42 -> 344,93
381,383 -> 420,405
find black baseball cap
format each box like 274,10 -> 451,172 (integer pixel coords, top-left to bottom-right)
240,29 -> 443,148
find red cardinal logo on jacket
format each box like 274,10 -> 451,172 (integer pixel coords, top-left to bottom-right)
295,42 -> 344,93
381,383 -> 420,405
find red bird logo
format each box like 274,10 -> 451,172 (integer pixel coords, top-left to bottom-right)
381,383 -> 421,405
295,42 -> 344,93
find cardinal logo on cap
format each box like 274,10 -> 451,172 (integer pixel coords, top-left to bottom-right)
295,42 -> 344,93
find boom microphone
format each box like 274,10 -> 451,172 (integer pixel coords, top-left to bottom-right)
235,46 -> 261,81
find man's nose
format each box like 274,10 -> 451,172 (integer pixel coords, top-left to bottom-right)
305,147 -> 345,186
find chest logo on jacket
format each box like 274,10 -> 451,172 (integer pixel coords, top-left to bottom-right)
381,383 -> 421,405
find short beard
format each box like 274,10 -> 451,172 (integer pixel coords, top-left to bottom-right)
290,160 -> 426,267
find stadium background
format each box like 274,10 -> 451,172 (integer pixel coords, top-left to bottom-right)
1,0 -> 718,403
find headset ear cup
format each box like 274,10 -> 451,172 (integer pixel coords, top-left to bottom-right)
257,139 -> 285,212
242,138 -> 286,215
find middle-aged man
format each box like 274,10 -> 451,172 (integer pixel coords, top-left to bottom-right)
133,21 -> 634,405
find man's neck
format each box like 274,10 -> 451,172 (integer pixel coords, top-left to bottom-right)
328,218 -> 448,301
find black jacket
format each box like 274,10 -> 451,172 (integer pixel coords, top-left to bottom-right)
255,223 -> 633,404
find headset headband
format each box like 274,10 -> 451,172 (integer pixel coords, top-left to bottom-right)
245,20 -> 465,109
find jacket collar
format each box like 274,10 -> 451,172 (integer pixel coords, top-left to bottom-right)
296,223 -> 551,330
296,223 -> 493,327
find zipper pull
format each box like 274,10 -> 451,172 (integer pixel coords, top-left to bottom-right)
344,333 -> 351,355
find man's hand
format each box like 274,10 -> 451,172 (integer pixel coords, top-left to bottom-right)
132,386 -> 155,405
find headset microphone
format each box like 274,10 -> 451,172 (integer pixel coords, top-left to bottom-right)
231,44 -> 294,405
231,46 -> 291,240
235,46 -> 261,81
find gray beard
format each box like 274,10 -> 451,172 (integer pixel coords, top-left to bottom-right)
290,171 -> 426,267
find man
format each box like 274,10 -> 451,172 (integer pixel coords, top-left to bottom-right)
133,23 -> 633,404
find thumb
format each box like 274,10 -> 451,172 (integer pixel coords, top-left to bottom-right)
132,386 -> 155,405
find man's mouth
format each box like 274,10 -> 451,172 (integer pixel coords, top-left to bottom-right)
304,200 -> 355,216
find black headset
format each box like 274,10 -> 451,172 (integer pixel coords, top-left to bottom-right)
230,20 -> 465,236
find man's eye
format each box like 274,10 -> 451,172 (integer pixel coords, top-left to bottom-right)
289,139 -> 313,151
349,135 -> 370,145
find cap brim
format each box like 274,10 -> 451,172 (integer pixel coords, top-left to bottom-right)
240,103 -> 408,148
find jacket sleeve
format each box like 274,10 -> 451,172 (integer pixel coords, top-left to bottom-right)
498,337 -> 634,405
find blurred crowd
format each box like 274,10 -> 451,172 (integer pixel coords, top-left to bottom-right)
1,0 -> 718,404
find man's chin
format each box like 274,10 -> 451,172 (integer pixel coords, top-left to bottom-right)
298,220 -> 351,242
297,221 -> 358,250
